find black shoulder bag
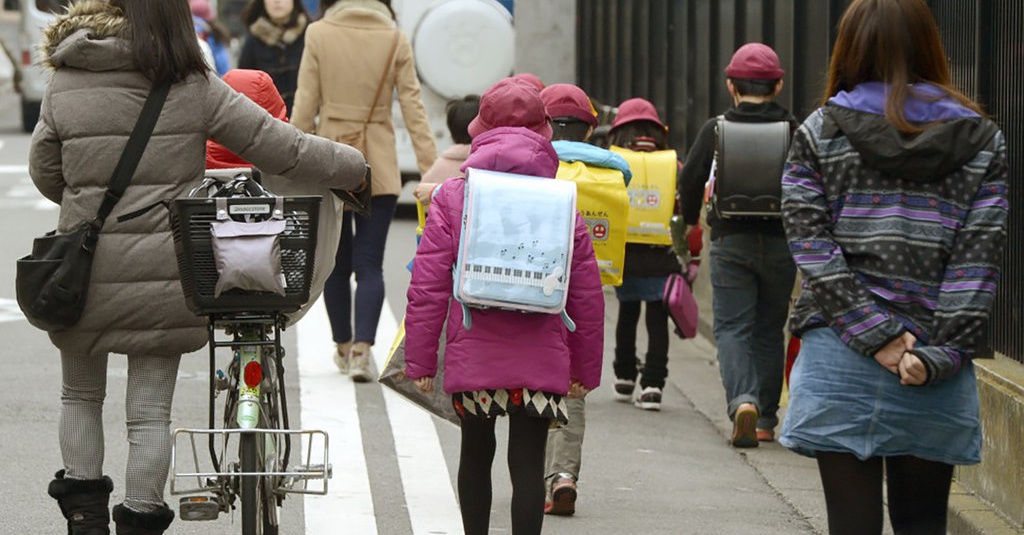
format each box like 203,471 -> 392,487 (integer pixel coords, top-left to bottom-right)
16,81 -> 170,332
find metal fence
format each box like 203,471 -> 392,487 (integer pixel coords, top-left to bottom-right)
577,0 -> 1023,363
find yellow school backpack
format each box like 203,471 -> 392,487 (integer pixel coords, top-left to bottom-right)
556,161 -> 629,286
610,146 -> 677,246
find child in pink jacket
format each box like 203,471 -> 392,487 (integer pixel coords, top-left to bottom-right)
404,77 -> 604,535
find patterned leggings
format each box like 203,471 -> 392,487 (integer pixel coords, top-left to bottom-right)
60,352 -> 181,513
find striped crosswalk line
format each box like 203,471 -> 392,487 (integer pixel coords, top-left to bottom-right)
297,296 -> 463,534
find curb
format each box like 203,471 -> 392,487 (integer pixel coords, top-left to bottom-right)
948,482 -> 1024,535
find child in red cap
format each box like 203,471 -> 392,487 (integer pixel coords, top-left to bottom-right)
538,82 -> 632,516
607,98 -> 686,414
406,76 -> 603,535
678,42 -> 798,448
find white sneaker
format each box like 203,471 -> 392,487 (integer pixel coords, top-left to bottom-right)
613,379 -> 635,402
634,386 -> 662,411
333,342 -> 351,374
348,342 -> 373,383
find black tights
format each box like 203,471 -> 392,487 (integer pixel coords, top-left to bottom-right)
458,411 -> 551,535
816,452 -> 954,535
614,300 -> 669,388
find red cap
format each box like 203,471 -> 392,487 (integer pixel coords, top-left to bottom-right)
540,84 -> 598,127
610,98 -> 666,131
725,43 -> 785,80
468,77 -> 553,139
511,72 -> 545,91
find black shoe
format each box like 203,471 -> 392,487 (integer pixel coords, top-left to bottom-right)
48,469 -> 114,535
112,503 -> 174,535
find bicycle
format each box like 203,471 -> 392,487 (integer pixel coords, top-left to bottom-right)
166,168 -> 332,534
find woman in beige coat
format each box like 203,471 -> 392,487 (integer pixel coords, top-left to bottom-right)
292,0 -> 436,382
29,1 -> 366,533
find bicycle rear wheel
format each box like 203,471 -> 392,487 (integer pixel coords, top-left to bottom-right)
240,433 -> 278,535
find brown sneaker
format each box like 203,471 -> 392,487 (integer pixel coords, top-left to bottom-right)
544,475 -> 577,516
756,428 -> 775,442
348,342 -> 373,383
333,342 -> 351,374
731,403 -> 759,448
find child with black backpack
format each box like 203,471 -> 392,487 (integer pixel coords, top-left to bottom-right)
678,42 -> 799,448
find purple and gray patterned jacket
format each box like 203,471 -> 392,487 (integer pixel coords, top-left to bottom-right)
782,82 -> 1008,384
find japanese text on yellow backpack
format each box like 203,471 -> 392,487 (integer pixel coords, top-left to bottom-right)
556,161 -> 629,286
611,147 -> 677,246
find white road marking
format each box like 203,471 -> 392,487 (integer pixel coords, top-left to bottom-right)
0,164 -> 27,173
372,303 -> 464,535
0,298 -> 24,323
297,296 -> 378,534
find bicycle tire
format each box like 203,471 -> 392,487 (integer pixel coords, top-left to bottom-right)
240,432 -> 263,535
240,432 -> 280,535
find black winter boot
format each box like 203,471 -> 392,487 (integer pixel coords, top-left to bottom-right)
47,469 -> 114,535
111,503 -> 174,535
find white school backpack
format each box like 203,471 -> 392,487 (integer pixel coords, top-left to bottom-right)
453,168 -> 579,331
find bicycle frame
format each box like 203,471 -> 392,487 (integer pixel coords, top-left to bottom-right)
170,313 -> 331,532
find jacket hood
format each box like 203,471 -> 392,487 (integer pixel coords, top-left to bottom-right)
460,126 -> 559,178
826,82 -> 999,183
207,69 -> 289,169
552,140 -> 632,184
41,0 -> 131,71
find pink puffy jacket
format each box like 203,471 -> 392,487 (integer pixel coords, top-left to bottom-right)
403,126 -> 605,394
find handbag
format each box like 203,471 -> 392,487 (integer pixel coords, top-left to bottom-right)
210,196 -> 287,297
663,268 -> 699,339
15,81 -> 170,332
339,31 -> 400,155
378,317 -> 459,426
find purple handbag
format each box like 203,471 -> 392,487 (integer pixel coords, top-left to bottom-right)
663,263 -> 699,339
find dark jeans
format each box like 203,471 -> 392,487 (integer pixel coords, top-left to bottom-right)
709,232 -> 795,430
614,300 -> 669,389
324,195 -> 397,345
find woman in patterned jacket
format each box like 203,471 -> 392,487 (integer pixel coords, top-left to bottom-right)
778,1 -> 1008,534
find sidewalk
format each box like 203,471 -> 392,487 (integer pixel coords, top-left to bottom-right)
662,296 -> 1023,535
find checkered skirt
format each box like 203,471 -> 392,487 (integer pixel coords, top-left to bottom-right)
451,389 -> 569,424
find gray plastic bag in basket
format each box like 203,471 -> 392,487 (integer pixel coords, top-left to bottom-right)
210,196 -> 287,297
379,317 -> 459,426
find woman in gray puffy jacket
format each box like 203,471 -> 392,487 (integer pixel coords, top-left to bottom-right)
28,1 -> 366,533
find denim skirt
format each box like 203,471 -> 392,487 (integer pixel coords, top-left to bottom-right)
779,327 -> 981,465
614,276 -> 666,302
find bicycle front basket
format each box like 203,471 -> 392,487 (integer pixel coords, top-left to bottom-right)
169,196 -> 321,315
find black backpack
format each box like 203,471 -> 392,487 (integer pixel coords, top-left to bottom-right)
708,117 -> 791,220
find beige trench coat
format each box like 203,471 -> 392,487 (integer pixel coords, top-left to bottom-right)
291,1 -> 436,196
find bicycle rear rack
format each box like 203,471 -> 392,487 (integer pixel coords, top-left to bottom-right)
170,427 -> 332,496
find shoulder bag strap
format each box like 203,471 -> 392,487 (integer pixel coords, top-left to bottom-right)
94,80 -> 171,226
360,30 -> 401,130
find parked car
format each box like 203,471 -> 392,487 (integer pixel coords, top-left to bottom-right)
15,0 -> 69,132
392,0 -> 514,183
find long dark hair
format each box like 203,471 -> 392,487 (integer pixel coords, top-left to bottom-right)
110,0 -> 209,84
824,0 -> 984,133
320,0 -> 395,20
242,0 -> 308,27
